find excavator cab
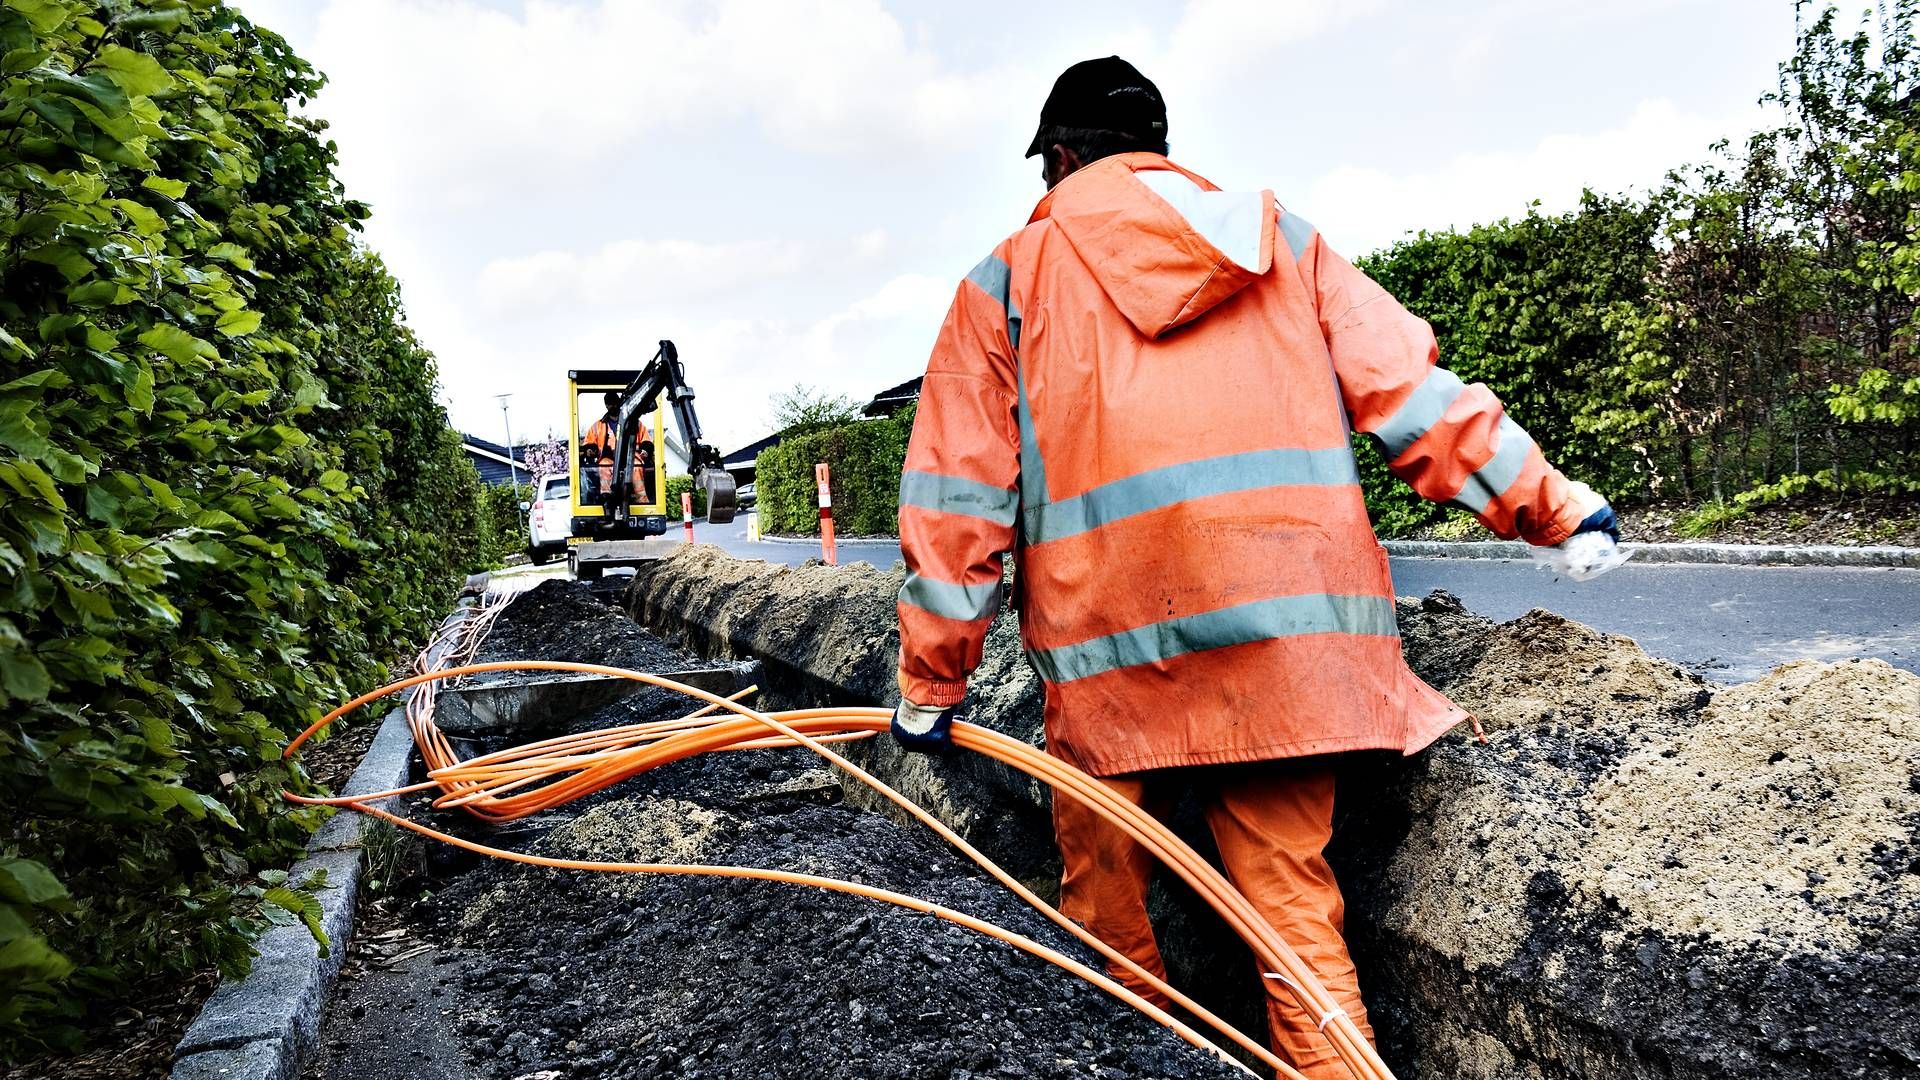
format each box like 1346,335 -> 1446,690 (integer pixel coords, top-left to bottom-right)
566,370 -> 670,537
561,345 -> 737,578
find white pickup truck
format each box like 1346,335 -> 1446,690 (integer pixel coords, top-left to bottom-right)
524,474 -> 572,565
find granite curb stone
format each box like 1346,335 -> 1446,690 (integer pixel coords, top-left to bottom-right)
167,704 -> 420,1077
168,590 -> 479,1079
1380,538 -> 1920,567
169,1039 -> 292,1080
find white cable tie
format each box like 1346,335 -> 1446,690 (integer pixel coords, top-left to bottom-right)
1261,975 -> 1346,1031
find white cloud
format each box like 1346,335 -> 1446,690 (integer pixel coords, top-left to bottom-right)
475,231 -> 900,315
428,271 -> 954,453
227,0 -> 1791,460
1166,0 -> 1383,81
476,239 -> 802,312
1302,98 -> 1768,254
282,0 -> 1029,221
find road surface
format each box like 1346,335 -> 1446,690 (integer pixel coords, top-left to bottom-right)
497,522 -> 1917,684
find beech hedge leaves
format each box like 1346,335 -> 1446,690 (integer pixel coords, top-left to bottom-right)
0,0 -> 486,1053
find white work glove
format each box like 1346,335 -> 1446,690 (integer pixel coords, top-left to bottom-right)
1530,481 -> 1630,582
890,698 -> 957,753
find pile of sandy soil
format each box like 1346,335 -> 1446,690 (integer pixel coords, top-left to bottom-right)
1383,594 -> 1920,969
1375,597 -> 1710,972
1357,594 -> 1920,1077
1586,658 -> 1920,952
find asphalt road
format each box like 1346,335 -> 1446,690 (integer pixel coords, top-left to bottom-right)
535,522 -> 1918,684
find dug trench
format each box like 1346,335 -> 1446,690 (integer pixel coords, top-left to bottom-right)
306,552 -> 1920,1079
622,547 -> 1920,1079
307,578 -> 1249,1080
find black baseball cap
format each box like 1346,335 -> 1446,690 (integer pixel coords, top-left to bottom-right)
1024,56 -> 1167,158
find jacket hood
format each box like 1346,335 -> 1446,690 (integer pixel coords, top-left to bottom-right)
1029,153 -> 1275,338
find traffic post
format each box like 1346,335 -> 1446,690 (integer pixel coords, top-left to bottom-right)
816,462 -> 837,565
682,490 -> 695,544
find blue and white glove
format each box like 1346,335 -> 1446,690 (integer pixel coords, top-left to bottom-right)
1534,482 -> 1629,581
1570,483 -> 1620,541
891,698 -> 957,753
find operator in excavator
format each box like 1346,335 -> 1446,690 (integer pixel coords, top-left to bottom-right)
889,57 -> 1620,1079
581,390 -> 653,506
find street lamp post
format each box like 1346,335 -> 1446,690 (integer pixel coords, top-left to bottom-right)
496,393 -> 526,531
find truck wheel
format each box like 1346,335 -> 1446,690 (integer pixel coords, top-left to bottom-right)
528,547 -> 550,566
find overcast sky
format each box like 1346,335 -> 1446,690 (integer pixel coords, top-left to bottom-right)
232,0 -> 1798,455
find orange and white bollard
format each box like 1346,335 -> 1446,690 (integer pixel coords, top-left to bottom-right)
681,490 -> 695,544
816,462 -> 837,565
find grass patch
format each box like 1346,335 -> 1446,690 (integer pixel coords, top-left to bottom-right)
1676,500 -> 1749,538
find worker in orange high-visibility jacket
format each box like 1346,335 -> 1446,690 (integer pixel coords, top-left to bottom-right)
582,391 -> 653,505
890,57 -> 1621,1080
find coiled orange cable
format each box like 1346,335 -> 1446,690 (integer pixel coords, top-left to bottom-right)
283,595 -> 1396,1080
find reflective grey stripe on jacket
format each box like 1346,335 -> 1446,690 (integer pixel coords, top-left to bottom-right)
899,573 -> 1001,623
1028,593 -> 1398,684
1024,447 -> 1359,544
899,469 -> 1018,527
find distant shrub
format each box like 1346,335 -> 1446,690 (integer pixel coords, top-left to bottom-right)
755,408 -> 914,536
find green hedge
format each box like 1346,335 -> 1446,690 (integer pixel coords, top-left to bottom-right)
1352,6 -> 1920,531
756,408 -> 913,535
663,474 -> 709,521
0,0 -> 485,1055
1351,194 -> 1661,535
477,481 -> 529,566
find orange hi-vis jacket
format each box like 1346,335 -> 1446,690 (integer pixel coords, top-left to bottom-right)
895,153 -> 1588,777
583,416 -> 649,464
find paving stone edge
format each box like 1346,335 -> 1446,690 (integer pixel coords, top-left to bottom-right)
1379,538 -> 1920,567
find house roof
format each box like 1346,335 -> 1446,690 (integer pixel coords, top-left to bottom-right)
862,376 -> 923,417
461,435 -> 527,466
723,430 -> 786,469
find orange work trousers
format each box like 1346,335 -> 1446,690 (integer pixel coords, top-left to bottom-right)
1050,749 -> 1374,1079
594,462 -> 654,504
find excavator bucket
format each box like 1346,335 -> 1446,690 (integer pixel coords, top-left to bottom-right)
698,468 -> 737,525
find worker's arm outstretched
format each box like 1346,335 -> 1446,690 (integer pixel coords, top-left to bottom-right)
1289,217 -> 1613,548
893,252 -> 1023,749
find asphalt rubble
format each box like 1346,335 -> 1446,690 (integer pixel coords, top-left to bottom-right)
308,578 -> 1248,1080
625,546 -> 1920,1080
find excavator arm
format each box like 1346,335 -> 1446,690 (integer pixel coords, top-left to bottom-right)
606,340 -> 737,525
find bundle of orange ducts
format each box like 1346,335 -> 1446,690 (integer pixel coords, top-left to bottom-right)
283,589 -> 1399,1080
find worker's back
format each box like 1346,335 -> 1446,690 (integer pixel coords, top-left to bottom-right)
899,152 -> 1468,776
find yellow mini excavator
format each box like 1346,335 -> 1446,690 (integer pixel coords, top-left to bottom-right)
562,340 -> 736,579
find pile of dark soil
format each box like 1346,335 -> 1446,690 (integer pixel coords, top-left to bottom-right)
430,761 -> 1245,1080
311,582 -> 1247,1080
473,578 -> 698,676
